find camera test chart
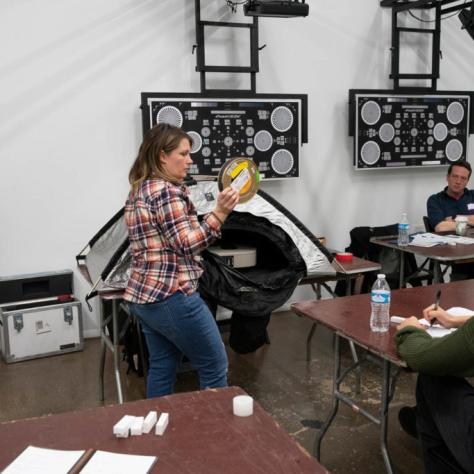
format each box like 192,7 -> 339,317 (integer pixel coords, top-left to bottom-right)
349,90 -> 473,170
141,93 -> 308,180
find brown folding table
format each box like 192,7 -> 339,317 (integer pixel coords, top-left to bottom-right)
78,264 -> 131,404
291,279 -> 474,474
299,256 -> 381,391
299,256 -> 382,297
0,386 -> 328,474
371,231 -> 474,287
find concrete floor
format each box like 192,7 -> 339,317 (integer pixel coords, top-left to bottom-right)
0,310 -> 424,473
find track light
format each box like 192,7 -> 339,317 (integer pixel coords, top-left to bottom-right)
243,1 -> 309,18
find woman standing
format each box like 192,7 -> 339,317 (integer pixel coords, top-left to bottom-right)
124,123 -> 239,398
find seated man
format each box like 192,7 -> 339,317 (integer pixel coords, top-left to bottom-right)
427,161 -> 474,280
396,307 -> 474,474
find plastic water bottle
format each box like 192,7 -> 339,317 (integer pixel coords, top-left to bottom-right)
370,274 -> 390,333
397,213 -> 410,247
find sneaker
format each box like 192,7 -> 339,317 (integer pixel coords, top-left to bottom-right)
398,406 -> 418,439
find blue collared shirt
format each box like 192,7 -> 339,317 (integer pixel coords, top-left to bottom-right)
427,187 -> 474,230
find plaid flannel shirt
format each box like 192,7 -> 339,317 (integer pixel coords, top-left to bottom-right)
123,179 -> 222,304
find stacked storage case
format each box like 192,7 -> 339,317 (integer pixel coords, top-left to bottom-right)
0,270 -> 83,363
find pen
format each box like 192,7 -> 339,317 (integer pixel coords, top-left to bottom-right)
431,290 -> 441,326
69,448 -> 95,474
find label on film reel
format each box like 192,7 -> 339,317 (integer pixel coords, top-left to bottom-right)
217,157 -> 260,204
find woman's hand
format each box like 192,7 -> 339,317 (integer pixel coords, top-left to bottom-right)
213,187 -> 240,224
397,316 -> 426,332
422,305 -> 458,329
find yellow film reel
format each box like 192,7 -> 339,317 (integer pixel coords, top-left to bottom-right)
217,157 -> 260,204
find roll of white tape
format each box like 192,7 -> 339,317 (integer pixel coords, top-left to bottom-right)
233,395 -> 254,417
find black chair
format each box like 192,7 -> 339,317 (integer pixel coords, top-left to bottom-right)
421,215 -> 449,282
404,258 -> 434,287
397,216 -> 434,285
423,215 -> 433,233
335,224 -> 432,295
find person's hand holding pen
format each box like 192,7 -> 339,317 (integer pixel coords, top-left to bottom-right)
422,305 -> 457,329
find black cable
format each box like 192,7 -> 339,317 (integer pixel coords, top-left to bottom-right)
407,0 -> 468,22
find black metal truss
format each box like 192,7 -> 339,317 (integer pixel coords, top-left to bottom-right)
380,0 -> 472,90
194,0 -> 260,95
381,0 -> 467,11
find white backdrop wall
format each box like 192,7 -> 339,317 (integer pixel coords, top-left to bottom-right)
1,1 -> 473,336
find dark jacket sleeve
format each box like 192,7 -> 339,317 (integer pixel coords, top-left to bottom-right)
395,318 -> 474,377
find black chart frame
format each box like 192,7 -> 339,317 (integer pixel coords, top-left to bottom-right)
349,89 -> 474,137
348,88 -> 474,170
140,92 -> 308,144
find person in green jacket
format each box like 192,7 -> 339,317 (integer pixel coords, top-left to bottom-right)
396,306 -> 474,474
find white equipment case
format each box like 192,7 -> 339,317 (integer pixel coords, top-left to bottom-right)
208,245 -> 257,268
0,270 -> 83,363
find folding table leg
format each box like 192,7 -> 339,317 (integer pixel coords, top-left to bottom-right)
99,298 -> 106,402
380,360 -> 394,474
433,262 -> 440,283
399,251 -> 405,288
348,341 -> 361,394
112,300 -> 124,404
314,333 -> 341,460
305,282 -> 322,361
345,276 -> 361,394
306,323 -> 317,362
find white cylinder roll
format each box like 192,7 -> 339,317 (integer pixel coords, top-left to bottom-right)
233,395 -> 254,417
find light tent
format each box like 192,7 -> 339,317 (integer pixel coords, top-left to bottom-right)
77,181 -> 335,351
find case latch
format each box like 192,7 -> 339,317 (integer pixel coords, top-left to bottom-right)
63,306 -> 73,325
13,314 -> 23,332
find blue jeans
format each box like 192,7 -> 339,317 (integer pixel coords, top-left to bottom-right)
128,291 -> 228,398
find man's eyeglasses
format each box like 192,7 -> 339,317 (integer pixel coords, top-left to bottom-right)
450,174 -> 469,182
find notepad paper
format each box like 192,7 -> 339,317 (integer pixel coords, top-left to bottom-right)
2,446 -> 157,474
2,446 -> 85,474
80,450 -> 157,474
446,306 -> 474,317
409,233 -> 474,247
409,233 -> 446,247
444,235 -> 474,245
423,323 -> 455,338
391,307 -> 474,338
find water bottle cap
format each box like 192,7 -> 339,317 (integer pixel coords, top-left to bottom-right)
377,273 -> 386,279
